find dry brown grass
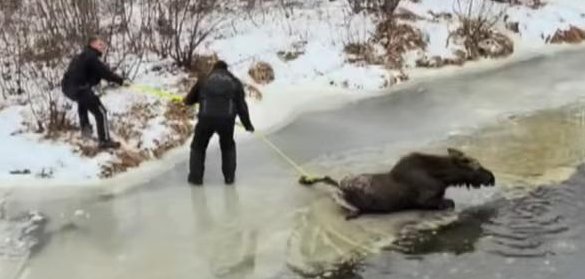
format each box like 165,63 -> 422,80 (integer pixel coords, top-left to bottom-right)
495,0 -> 544,9
477,32 -> 514,58
100,150 -> 149,178
248,61 -> 275,84
416,53 -> 466,68
48,98 -> 196,178
394,8 -> 424,21
344,42 -> 385,65
277,50 -> 304,61
150,101 -> 195,159
372,19 -> 427,69
277,41 -> 306,62
244,83 -> 264,101
547,26 -> 585,44
110,101 -> 158,143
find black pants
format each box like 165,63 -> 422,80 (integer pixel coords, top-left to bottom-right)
64,87 -> 110,142
189,117 -> 236,182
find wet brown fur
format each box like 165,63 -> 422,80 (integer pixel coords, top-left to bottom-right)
309,148 -> 495,219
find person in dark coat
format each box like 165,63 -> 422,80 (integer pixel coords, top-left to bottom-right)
183,60 -> 255,186
61,36 -> 127,149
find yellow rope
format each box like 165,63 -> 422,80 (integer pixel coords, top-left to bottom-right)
322,224 -> 378,254
256,130 -> 313,178
129,84 -> 183,102
235,123 -> 318,179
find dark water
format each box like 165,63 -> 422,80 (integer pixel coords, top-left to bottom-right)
351,166 -> 585,279
267,102 -> 585,279
278,165 -> 585,279
302,103 -> 585,279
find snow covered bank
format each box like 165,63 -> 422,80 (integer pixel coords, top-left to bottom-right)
3,0 -> 585,187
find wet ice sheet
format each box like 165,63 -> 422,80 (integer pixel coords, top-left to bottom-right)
357,166 -> 585,279
0,210 -> 46,279
0,212 -> 45,259
286,198 -> 459,276
448,104 -> 585,195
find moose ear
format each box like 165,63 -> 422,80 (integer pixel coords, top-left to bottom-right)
447,148 -> 465,158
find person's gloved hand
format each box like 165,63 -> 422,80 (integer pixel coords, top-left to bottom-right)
245,125 -> 255,133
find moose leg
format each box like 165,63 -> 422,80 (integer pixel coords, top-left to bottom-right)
330,188 -> 361,219
418,193 -> 455,210
418,197 -> 455,210
406,172 -> 454,210
438,198 -> 455,210
344,210 -> 361,220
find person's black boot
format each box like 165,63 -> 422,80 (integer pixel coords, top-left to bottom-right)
188,175 -> 203,186
81,125 -> 93,139
224,177 -> 234,185
98,140 -> 121,149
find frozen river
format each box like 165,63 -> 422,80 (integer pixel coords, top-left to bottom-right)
3,49 -> 585,278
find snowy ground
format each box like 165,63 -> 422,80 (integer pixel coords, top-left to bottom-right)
3,0 -> 585,186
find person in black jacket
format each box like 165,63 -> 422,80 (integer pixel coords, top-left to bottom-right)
61,36 -> 127,149
184,60 -> 255,186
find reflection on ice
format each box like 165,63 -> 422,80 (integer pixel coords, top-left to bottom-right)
286,197 -> 458,276
191,187 -> 259,278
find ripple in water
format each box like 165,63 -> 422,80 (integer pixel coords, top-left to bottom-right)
482,172 -> 584,259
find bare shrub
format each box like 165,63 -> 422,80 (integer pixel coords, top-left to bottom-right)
0,3 -> 75,134
478,32 -> 513,57
339,6 -> 374,64
344,43 -> 372,57
341,0 -> 417,68
0,0 -> 151,134
2,0 -> 149,84
244,83 -> 263,101
277,0 -> 300,19
372,19 -> 427,68
277,41 -> 306,62
145,0 -> 225,70
347,0 -> 401,17
277,50 -> 303,61
452,0 -> 507,59
344,42 -> 385,65
340,16 -> 370,48
491,0 -> 544,9
394,7 -> 425,21
100,0 -> 152,79
248,61 -> 275,84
